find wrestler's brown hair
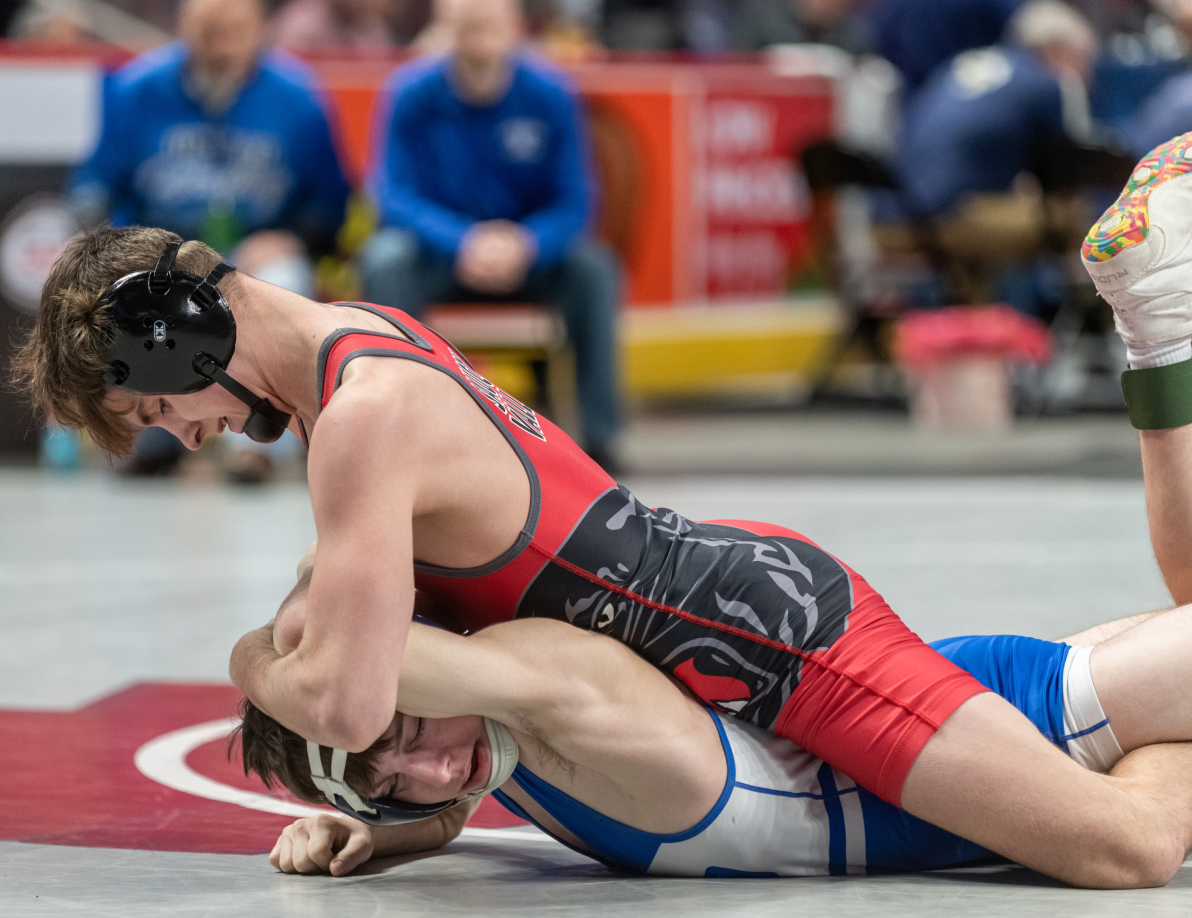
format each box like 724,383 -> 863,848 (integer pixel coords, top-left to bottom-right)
8,226 -> 228,456
231,698 -> 394,805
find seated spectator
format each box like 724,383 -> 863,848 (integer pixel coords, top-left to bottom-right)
71,0 -> 351,479
877,0 -> 1097,315
872,0 -> 1024,94
270,0 -> 398,51
361,0 -> 620,468
733,0 -> 873,55
896,0 -> 1096,217
409,0 -> 454,53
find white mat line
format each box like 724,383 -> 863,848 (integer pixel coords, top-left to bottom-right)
135,718 -> 556,845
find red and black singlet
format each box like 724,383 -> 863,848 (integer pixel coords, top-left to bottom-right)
313,303 -> 987,806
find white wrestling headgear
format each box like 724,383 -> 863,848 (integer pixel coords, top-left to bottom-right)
307,717 -> 519,826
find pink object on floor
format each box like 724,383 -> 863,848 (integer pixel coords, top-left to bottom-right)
894,305 -> 1052,370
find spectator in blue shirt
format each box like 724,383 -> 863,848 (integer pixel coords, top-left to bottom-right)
1129,71 -> 1192,158
360,0 -> 620,466
72,0 -> 349,291
896,0 -> 1096,216
72,0 -> 350,479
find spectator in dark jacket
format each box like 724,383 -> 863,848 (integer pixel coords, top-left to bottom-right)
1128,0 -> 1192,156
896,0 -> 1096,215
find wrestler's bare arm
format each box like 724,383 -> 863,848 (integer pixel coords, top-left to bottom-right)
1140,426 -> 1192,604
231,357 -> 532,751
265,570 -> 725,835
391,618 -> 726,834
231,379 -> 423,750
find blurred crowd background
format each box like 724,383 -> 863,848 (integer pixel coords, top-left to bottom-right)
0,0 -> 1186,481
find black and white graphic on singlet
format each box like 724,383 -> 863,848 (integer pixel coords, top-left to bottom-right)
517,487 -> 855,729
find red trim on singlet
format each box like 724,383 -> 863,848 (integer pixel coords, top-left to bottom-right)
313,301 -> 616,627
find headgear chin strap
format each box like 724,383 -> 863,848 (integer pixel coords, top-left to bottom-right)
101,241 -> 292,443
308,717 -> 520,827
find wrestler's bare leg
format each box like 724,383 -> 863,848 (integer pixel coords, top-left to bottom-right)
1062,609 -> 1165,646
1141,426 -> 1192,605
1088,603 -> 1192,752
1059,431 -> 1192,643
902,597 -> 1192,887
901,692 -> 1192,888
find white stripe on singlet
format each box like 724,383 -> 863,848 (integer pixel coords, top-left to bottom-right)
1061,644 -> 1124,773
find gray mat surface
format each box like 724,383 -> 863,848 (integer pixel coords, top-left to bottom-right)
3,841 -> 1191,918
3,468 -> 1189,915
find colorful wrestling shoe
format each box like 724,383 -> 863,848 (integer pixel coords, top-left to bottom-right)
1083,134 -> 1192,359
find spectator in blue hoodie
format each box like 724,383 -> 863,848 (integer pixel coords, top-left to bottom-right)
71,0 -> 350,479
73,0 -> 349,288
360,0 -> 620,468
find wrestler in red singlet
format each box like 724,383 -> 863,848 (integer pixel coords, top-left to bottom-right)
311,302 -> 988,807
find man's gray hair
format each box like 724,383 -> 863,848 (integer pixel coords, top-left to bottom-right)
1009,0 -> 1097,55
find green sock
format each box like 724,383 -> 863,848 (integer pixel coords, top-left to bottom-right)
1121,358 -> 1192,430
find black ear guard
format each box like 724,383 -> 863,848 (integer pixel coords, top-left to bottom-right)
100,241 -> 292,444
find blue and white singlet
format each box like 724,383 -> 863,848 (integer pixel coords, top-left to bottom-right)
492,635 -> 1123,877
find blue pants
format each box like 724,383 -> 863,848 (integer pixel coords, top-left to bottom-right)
858,635 -> 1073,872
360,229 -> 621,450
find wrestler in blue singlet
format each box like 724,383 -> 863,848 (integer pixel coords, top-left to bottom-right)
493,635 -> 1124,877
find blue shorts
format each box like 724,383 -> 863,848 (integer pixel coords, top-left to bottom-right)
858,634 -> 1071,872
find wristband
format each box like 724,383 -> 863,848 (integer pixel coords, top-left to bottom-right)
1121,358 -> 1192,430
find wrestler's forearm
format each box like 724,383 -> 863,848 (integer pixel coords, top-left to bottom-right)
274,568 -> 313,655
1140,427 -> 1192,605
1103,741 -> 1192,873
296,540 -> 317,580
230,616 -> 404,752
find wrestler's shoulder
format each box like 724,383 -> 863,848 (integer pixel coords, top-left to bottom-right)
307,357 -> 474,466
324,356 -> 471,423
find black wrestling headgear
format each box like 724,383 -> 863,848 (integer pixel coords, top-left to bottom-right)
100,241 -> 291,443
